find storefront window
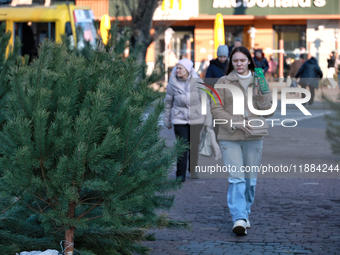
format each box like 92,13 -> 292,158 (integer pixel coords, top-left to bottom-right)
169,28 -> 195,62
273,25 -> 307,59
273,25 -> 307,80
156,26 -> 195,76
225,25 -> 244,47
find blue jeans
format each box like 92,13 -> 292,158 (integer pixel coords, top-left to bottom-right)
338,72 -> 340,89
219,140 -> 263,223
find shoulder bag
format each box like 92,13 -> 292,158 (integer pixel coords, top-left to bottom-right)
247,117 -> 269,136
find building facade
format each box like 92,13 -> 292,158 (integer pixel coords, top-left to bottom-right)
79,0 -> 340,77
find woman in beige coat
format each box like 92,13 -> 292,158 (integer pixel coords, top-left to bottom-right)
211,46 -> 273,235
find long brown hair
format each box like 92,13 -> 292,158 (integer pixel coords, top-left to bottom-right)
226,46 -> 256,75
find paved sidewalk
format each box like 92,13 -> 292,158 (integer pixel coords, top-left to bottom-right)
145,89 -> 340,254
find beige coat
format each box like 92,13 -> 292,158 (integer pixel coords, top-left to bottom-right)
211,70 -> 273,141
164,67 -> 212,128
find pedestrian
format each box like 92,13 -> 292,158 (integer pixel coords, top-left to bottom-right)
288,54 -> 305,88
205,45 -> 229,80
253,49 -> 269,74
327,51 -> 337,88
335,55 -> 340,89
197,55 -> 212,78
164,50 -> 179,81
228,37 -> 242,58
180,54 -> 187,60
163,58 -> 212,182
210,46 -> 273,235
289,54 -> 305,78
205,45 -> 229,139
295,56 -> 323,105
267,55 -> 278,80
283,53 -> 292,81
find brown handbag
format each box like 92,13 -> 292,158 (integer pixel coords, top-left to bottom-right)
246,117 -> 269,136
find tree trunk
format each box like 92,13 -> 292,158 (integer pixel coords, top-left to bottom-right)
65,202 -> 76,255
65,228 -> 75,255
135,38 -> 148,67
129,0 -> 161,65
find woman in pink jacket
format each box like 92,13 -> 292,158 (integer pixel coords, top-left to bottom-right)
164,59 -> 212,182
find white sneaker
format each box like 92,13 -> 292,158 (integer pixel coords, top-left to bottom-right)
246,219 -> 250,228
232,220 -> 247,235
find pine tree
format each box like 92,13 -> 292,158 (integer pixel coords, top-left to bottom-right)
0,39 -> 187,255
0,23 -> 55,254
323,93 -> 340,155
0,23 -> 23,128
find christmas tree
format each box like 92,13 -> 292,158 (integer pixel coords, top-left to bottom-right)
0,22 -> 56,254
0,38 -> 187,254
0,23 -> 23,128
324,93 -> 340,156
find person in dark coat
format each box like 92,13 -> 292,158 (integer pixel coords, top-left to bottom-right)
253,49 -> 269,74
289,55 -> 305,78
327,51 -> 337,88
228,37 -> 242,58
205,45 -> 229,80
205,45 -> 229,139
295,56 -> 323,105
335,55 -> 340,89
288,55 -> 305,88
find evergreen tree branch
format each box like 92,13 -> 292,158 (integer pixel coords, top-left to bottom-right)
16,194 -> 61,225
76,198 -> 104,220
39,159 -> 47,182
1,197 -> 20,214
84,215 -> 103,221
79,196 -> 102,203
123,132 -> 146,169
18,198 -> 43,215
34,196 -> 43,213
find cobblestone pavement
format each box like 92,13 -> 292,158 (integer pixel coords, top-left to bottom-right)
146,91 -> 340,255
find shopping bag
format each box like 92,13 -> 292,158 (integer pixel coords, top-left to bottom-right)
199,126 -> 222,160
199,126 -> 212,157
208,127 -> 222,160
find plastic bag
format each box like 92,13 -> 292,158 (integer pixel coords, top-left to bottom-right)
19,250 -> 59,255
199,126 -> 222,160
199,126 -> 212,157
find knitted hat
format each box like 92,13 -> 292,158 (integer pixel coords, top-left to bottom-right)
217,45 -> 229,57
177,58 -> 193,73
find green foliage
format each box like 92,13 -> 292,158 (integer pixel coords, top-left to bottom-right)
0,22 -> 57,254
0,197 -> 57,254
0,40 -> 187,254
323,92 -> 340,156
0,23 -> 24,129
